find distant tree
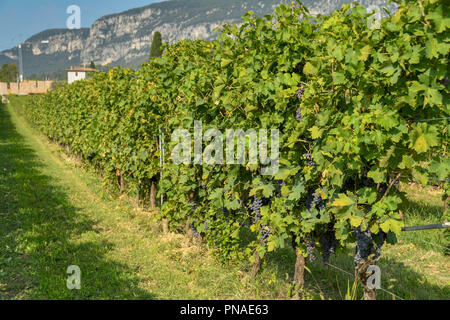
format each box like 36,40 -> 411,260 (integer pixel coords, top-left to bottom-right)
8,64 -> 19,82
0,64 -> 8,82
149,31 -> 162,59
0,63 -> 19,82
89,61 -> 96,69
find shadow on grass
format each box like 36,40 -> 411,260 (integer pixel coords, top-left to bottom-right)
0,103 -> 155,300
257,235 -> 448,300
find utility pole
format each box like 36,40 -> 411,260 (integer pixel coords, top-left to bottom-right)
11,35 -> 24,82
18,43 -> 23,82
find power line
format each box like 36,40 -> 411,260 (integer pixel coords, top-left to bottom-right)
378,287 -> 405,300
401,234 -> 450,252
325,261 -> 353,277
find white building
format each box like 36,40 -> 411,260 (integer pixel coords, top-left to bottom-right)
67,67 -> 98,84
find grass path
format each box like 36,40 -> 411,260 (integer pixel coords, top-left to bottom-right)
1,98 -> 448,300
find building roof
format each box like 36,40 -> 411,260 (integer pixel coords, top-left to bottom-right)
66,67 -> 98,72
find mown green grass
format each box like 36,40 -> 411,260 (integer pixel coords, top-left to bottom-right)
1,96 -> 448,300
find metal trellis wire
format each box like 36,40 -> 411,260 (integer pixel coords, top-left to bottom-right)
325,262 -> 405,300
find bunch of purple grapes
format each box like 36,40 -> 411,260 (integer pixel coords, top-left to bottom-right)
276,180 -> 286,197
304,153 -> 315,167
260,226 -> 270,243
295,85 -> 305,122
354,227 -> 372,265
359,171 -> 375,188
251,196 -> 271,243
378,183 -> 388,195
307,192 -> 325,213
373,231 -> 387,260
190,223 -> 199,238
87,153 -> 96,162
390,178 -> 400,188
251,196 -> 263,223
439,74 -> 449,87
320,224 -> 339,264
306,237 -> 316,262
297,84 -> 305,101
296,107 -> 303,122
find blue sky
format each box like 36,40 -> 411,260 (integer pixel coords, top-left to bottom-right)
0,0 -> 163,51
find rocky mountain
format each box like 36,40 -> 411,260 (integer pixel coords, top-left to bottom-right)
0,0 -> 394,78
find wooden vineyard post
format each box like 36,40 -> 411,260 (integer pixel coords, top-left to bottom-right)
185,220 -> 193,240
150,179 -> 157,210
120,172 -> 125,194
250,232 -> 265,279
250,250 -> 261,279
117,167 -> 125,195
356,259 -> 377,300
291,244 -> 306,300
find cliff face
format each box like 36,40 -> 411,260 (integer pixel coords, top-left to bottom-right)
0,0 -> 393,77
0,28 -> 90,77
80,0 -> 285,68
